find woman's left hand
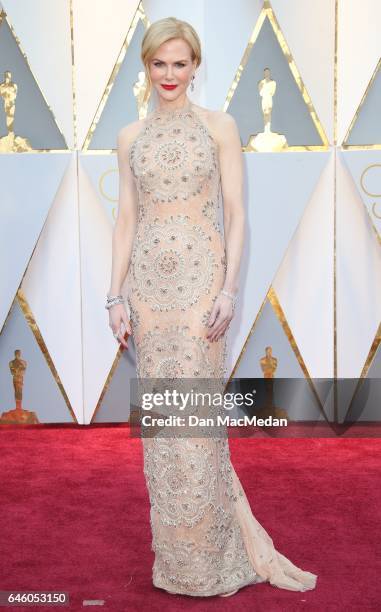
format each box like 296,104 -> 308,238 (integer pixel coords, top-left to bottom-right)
207,293 -> 235,341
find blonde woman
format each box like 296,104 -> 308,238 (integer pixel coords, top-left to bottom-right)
107,16 -> 317,598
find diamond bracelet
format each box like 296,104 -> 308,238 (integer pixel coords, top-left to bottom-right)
220,289 -> 238,308
105,294 -> 125,310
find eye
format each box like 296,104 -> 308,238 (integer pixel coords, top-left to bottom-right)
152,61 -> 186,67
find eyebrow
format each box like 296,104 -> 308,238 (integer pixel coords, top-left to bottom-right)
151,58 -> 189,62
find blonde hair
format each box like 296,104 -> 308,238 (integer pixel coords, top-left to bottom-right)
141,17 -> 202,104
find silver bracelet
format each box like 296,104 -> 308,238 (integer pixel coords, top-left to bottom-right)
105,294 -> 125,310
220,289 -> 237,308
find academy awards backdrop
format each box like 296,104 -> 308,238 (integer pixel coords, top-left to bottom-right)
0,0 -> 380,428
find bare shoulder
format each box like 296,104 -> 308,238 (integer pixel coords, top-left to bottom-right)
209,109 -> 237,125
208,110 -> 238,138
117,118 -> 146,152
192,105 -> 239,146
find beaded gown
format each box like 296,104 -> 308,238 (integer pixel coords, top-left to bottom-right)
125,100 -> 317,596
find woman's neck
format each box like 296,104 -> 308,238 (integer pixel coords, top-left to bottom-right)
154,96 -> 192,113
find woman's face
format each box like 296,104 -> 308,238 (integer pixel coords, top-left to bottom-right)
148,37 -> 196,102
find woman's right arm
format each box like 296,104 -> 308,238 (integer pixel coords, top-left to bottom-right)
107,124 -> 140,349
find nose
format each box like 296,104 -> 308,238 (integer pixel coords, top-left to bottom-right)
165,65 -> 174,80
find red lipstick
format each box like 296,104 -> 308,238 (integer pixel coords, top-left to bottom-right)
161,84 -> 178,90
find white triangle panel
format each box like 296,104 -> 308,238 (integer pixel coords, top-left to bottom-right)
80,153 -> 118,225
72,0 -> 140,149
271,0 -> 334,144
203,0 -> 264,108
338,0 -> 381,144
78,155 -> 118,423
336,151 -> 381,377
341,150 -> 381,236
1,0 -> 73,148
20,154 -> 83,422
273,152 -> 335,378
0,154 -> 70,330
228,151 -> 330,375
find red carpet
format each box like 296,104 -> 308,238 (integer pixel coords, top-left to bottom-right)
1,425 -> 380,611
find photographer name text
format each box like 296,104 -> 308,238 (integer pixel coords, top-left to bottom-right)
141,415 -> 287,427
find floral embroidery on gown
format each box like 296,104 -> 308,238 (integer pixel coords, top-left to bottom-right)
126,100 -> 318,596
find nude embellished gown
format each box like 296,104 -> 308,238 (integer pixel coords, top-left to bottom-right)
125,100 -> 318,596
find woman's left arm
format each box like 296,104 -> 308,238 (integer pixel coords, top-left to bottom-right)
207,111 -> 245,342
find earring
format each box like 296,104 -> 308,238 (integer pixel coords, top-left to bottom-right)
190,75 -> 195,92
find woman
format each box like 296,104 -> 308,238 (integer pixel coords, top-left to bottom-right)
106,16 -> 317,598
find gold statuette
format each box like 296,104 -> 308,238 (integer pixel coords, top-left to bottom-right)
246,67 -> 287,152
133,71 -> 149,120
256,346 -> 288,422
0,349 -> 39,423
0,71 -> 32,152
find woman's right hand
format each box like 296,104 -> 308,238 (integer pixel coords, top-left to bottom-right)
108,303 -> 132,349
